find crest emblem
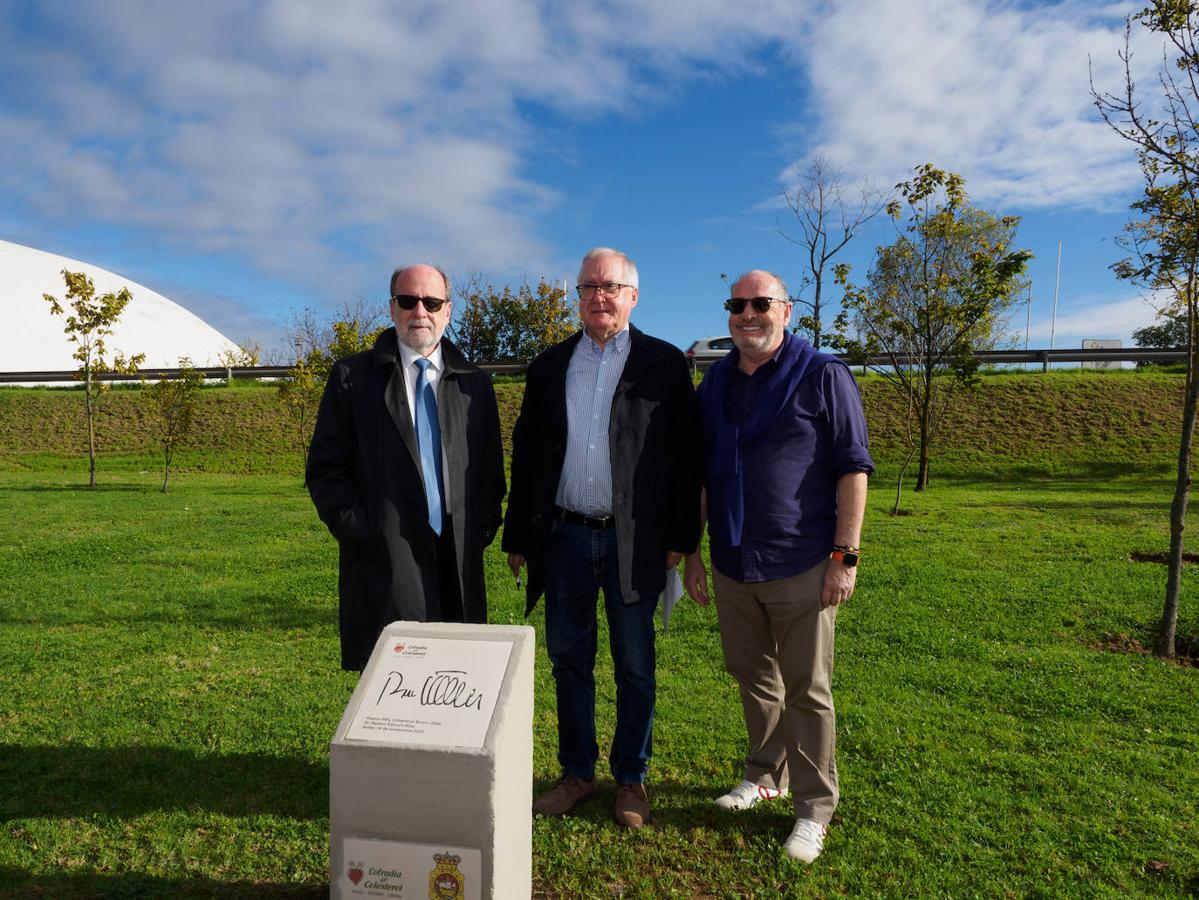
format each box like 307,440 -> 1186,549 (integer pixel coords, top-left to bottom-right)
428,852 -> 464,900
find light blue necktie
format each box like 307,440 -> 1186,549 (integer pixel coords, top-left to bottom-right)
414,358 -> 445,535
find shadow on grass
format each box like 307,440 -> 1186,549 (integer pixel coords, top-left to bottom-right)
0,477 -> 306,497
0,868 -> 325,899
0,595 -> 334,631
0,744 -> 326,821
2,483 -> 149,493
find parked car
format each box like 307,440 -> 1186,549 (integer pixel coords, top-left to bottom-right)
685,335 -> 734,368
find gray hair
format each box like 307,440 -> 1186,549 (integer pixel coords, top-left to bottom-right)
578,247 -> 639,289
389,264 -> 451,298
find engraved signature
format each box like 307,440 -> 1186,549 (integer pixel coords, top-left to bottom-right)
377,671 -> 417,705
376,669 -> 485,711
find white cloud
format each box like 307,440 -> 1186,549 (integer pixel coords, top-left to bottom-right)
1027,292 -> 1163,343
0,0 -> 1160,319
793,0 -> 1150,211
0,0 -> 794,299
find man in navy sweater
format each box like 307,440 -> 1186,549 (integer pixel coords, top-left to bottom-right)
684,269 -> 872,863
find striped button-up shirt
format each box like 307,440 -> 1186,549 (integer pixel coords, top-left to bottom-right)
555,327 -> 631,516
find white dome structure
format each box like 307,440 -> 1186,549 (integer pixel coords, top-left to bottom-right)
2,238 -> 240,371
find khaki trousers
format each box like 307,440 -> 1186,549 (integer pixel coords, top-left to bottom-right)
713,560 -> 838,823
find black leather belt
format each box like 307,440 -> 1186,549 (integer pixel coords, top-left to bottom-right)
553,506 -> 615,529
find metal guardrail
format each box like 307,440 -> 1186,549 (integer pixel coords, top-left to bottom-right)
690,346 -> 1189,372
0,366 -> 293,384
0,362 -> 533,384
852,347 -> 1189,370
0,348 -> 1189,384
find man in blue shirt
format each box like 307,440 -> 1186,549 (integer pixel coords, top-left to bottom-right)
504,247 -> 702,829
684,269 -> 872,863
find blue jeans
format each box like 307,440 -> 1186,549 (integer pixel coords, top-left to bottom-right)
543,519 -> 657,784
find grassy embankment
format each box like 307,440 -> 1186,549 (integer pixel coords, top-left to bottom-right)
0,370 -> 1196,897
0,368 -> 1188,476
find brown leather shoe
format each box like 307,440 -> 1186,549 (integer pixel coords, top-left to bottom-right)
532,773 -> 598,816
613,782 -> 651,828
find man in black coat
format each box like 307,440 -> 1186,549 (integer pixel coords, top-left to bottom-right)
307,263 -> 505,671
504,247 -> 702,828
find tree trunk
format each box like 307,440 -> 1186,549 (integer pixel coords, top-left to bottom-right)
812,277 -> 823,350
162,450 -> 171,494
915,393 -> 932,491
85,370 -> 97,489
893,445 -> 916,515
1160,337 -> 1199,658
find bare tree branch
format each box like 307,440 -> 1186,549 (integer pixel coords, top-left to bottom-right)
778,155 -> 889,348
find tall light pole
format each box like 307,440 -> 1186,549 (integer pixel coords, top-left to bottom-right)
1024,282 -> 1032,352
1050,240 -> 1062,353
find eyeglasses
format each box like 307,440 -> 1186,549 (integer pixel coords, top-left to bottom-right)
391,293 -> 448,312
577,282 -> 632,300
724,296 -> 787,315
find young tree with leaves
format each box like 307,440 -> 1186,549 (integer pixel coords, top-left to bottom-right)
44,269 -> 146,488
283,300 -> 387,373
1133,313 -> 1189,351
215,342 -> 262,371
452,277 -> 575,362
142,359 -> 205,492
778,155 -> 888,349
836,164 -> 1031,501
276,313 -> 385,471
277,353 -> 326,470
1092,0 -> 1199,658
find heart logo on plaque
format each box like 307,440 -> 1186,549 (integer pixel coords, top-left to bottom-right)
394,643 -> 405,653
347,864 -> 364,885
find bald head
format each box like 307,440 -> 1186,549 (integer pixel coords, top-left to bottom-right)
389,263 -> 453,357
390,263 -> 451,299
731,269 -> 787,301
728,269 -> 792,371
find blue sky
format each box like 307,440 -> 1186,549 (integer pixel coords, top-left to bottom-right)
0,0 -> 1171,356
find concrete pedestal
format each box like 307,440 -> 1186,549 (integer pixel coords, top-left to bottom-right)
330,621 -> 534,899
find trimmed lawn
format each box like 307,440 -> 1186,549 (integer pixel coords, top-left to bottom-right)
1,466 -> 1197,897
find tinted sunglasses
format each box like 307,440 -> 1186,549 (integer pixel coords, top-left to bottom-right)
391,293 -> 448,312
724,296 -> 785,314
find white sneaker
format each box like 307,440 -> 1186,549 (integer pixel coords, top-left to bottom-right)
714,779 -> 789,811
784,817 -> 827,863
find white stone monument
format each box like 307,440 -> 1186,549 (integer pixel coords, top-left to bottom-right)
330,621 -> 534,900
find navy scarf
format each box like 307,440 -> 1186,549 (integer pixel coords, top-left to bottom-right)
700,331 -> 826,546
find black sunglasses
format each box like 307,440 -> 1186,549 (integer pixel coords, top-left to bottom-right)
391,293 -> 448,312
724,296 -> 786,314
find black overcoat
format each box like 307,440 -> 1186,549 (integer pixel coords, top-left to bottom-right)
502,326 -> 703,614
307,329 -> 505,669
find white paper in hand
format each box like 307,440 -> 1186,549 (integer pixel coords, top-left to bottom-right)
659,568 -> 684,630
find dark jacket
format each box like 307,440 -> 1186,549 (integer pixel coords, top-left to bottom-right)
307,329 -> 505,669
502,325 -> 703,614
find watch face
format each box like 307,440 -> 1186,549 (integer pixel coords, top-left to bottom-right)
832,549 -> 859,567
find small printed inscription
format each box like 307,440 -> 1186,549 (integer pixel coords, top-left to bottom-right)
345,636 -> 512,748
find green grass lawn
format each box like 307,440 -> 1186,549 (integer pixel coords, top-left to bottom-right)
1,464 -> 1197,898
